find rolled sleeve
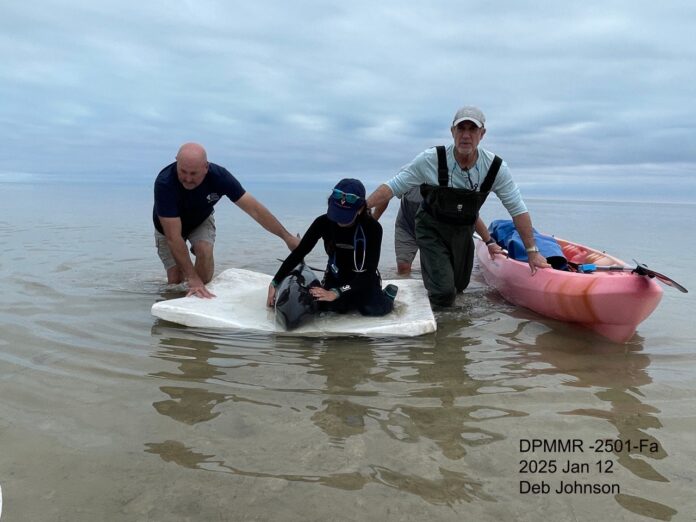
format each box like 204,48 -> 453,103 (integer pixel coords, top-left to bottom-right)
385,149 -> 435,198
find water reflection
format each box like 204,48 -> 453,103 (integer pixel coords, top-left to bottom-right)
295,325 -> 527,463
147,323 -> 518,505
304,342 -> 377,442
498,315 -> 677,521
372,329 -> 527,461
149,326 -> 289,425
147,308 -> 676,518
149,332 -> 228,424
143,439 -> 496,503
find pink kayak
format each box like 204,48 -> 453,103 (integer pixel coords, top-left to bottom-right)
475,237 -> 663,343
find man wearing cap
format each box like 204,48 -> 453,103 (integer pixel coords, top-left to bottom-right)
366,106 -> 549,307
267,178 -> 397,317
153,142 -> 300,298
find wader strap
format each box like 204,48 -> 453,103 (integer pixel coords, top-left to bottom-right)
437,147 -> 501,192
436,146 -> 448,187
479,155 -> 502,193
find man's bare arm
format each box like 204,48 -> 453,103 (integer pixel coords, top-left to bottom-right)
370,201 -> 389,220
235,193 -> 300,250
365,184 -> 394,216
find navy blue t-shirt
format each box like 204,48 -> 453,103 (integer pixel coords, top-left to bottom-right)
153,162 -> 246,237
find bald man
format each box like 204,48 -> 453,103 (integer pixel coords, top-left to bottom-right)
153,143 -> 300,298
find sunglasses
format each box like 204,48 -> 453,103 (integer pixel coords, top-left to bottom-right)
331,188 -> 363,205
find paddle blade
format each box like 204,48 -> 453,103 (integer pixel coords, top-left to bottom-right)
632,260 -> 688,293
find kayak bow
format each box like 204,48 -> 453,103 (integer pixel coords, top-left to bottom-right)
475,237 -> 664,343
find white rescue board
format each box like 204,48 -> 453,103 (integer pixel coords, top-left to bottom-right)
151,268 -> 436,337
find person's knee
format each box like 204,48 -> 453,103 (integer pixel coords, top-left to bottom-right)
191,241 -> 214,283
421,260 -> 456,306
191,240 -> 213,259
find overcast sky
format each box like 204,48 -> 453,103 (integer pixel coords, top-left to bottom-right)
1,1 -> 695,200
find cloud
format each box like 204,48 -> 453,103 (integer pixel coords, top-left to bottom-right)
0,0 -> 694,201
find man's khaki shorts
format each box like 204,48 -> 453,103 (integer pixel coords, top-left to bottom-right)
155,215 -> 216,270
395,212 -> 418,265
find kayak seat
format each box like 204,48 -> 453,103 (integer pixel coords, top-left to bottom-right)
559,240 -> 619,267
560,242 -> 589,264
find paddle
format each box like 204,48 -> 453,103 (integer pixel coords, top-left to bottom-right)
569,260 -> 688,293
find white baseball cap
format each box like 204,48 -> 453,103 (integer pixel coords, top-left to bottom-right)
452,106 -> 485,128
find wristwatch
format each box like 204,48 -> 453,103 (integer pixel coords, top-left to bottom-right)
485,238 -> 496,245
525,245 -> 540,253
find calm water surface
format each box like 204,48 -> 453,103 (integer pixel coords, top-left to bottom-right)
0,181 -> 694,521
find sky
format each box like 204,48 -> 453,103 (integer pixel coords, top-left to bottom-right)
1,0 -> 695,201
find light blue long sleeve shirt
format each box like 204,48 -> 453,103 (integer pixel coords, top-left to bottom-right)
386,145 -> 528,217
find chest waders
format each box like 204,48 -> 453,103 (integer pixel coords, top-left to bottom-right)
415,146 -> 502,306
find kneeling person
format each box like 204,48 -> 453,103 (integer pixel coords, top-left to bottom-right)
267,179 -> 397,317
153,143 -> 299,298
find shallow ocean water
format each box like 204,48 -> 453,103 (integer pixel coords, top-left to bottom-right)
0,181 -> 694,521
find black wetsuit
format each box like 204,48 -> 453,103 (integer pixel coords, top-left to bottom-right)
272,213 -> 393,316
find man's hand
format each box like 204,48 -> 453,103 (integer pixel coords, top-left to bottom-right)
486,242 -> 504,259
528,252 -> 551,274
285,233 -> 301,251
236,193 -> 300,252
309,287 -> 338,302
266,284 -> 276,307
186,276 -> 216,298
